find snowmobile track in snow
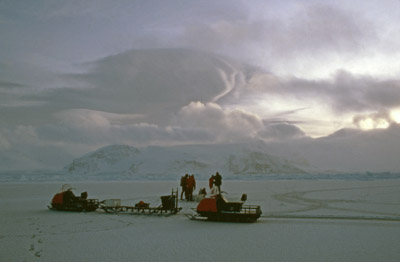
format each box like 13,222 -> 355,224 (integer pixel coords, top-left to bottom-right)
261,214 -> 400,222
262,184 -> 400,222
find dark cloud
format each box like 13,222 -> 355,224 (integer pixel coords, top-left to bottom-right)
283,4 -> 375,54
70,49 -> 251,124
295,71 -> 400,113
0,81 -> 25,89
258,123 -> 306,141
270,108 -> 310,118
176,3 -> 376,66
0,49 -> 245,126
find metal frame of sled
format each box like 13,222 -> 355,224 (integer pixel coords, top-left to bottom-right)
100,189 -> 182,215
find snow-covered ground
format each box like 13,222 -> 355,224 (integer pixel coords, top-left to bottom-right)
1,179 -> 400,262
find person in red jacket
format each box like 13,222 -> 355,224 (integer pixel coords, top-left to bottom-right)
209,175 -> 214,189
186,174 -> 196,201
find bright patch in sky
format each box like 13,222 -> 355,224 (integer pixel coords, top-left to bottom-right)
390,109 -> 400,124
358,117 -> 390,131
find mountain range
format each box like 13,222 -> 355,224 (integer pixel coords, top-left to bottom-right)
63,143 -> 311,180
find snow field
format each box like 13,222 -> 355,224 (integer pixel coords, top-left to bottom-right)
1,180 -> 400,262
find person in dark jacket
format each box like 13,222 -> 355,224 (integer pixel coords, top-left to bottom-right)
214,172 -> 222,194
180,174 -> 189,200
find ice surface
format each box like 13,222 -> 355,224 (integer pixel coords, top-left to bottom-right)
1,180 -> 400,262
1,169 -> 400,183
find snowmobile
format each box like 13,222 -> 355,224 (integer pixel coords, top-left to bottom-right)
189,193 -> 262,222
48,184 -> 99,212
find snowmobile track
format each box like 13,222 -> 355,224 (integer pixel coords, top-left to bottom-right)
261,214 -> 400,222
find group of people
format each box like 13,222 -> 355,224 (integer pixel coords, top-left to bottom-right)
180,174 -> 196,201
179,172 -> 222,201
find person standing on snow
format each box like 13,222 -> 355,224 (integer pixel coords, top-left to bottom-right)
186,174 -> 196,201
209,174 -> 215,189
214,172 -> 222,194
180,174 -> 189,200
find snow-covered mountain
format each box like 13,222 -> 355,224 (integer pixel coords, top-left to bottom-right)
64,145 -> 140,174
64,143 -> 310,179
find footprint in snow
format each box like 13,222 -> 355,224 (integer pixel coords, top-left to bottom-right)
34,250 -> 42,258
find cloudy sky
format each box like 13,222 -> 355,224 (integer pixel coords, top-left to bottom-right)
1,0 -> 400,171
